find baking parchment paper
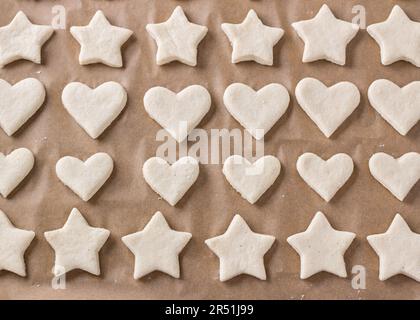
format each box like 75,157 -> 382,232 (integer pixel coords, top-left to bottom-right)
0,0 -> 419,300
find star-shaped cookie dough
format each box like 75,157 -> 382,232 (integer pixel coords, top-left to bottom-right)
292,4 -> 359,65
0,11 -> 54,68
0,210 -> 34,277
205,214 -> 275,281
221,9 -> 284,66
287,211 -> 355,279
367,214 -> 420,282
122,211 -> 191,279
44,208 -> 110,276
70,10 -> 133,67
367,5 -> 420,67
146,6 -> 208,66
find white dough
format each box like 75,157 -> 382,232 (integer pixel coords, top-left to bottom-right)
0,11 -> 54,68
0,78 -> 45,136
70,10 -> 133,67
368,79 -> 420,135
367,5 -> 420,67
144,85 -> 211,143
146,6 -> 208,66
367,214 -> 420,282
44,208 -> 110,276
222,155 -> 281,204
62,81 -> 127,139
295,77 -> 360,138
292,4 -> 359,65
142,156 -> 199,206
287,211 -> 355,279
0,210 -> 35,277
205,214 -> 275,281
122,211 -> 191,279
369,152 -> 420,201
223,83 -> 289,140
297,153 -> 354,202
221,9 -> 284,66
56,152 -> 113,202
0,148 -> 34,198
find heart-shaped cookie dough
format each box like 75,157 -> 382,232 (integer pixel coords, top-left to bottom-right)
223,155 -> 281,204
295,78 -> 360,138
143,85 -> 211,143
56,153 -> 114,201
0,148 -> 34,198
368,79 -> 420,135
143,156 -> 199,206
369,152 -> 420,201
297,153 -> 354,202
62,81 -> 127,139
0,78 -> 45,136
223,83 -> 290,140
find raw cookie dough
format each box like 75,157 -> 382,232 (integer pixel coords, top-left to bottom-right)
296,153 -> 354,202
205,214 -> 275,281
287,211 -> 355,279
70,10 -> 133,67
367,214 -> 420,282
56,152 -> 113,202
122,211 -> 191,279
0,148 -> 34,198
295,77 -> 360,138
369,152 -> 420,201
144,85 -> 211,143
44,208 -> 110,276
367,5 -> 420,67
0,78 -> 45,136
368,79 -> 420,135
222,155 -> 281,204
292,4 -> 359,65
62,81 -> 127,139
146,6 -> 208,66
0,210 -> 35,277
223,83 -> 289,140
221,9 -> 284,66
142,156 -> 199,206
0,11 -> 54,68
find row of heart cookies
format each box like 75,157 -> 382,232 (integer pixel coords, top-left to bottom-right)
2,77 -> 419,140
2,5 -> 419,68
2,149 -> 419,204
2,206 -> 419,283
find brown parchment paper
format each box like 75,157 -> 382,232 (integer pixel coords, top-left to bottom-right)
0,0 -> 420,300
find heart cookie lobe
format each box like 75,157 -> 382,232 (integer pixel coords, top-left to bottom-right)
369,152 -> 420,201
62,81 -> 127,139
0,78 -> 45,136
0,148 -> 34,198
223,155 -> 281,204
223,83 -> 290,140
297,153 -> 354,202
295,78 -> 360,138
368,79 -> 420,135
56,153 -> 114,201
142,156 -> 199,206
143,85 -> 211,143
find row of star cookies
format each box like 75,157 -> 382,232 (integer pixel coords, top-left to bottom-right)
2,149 -> 419,205
1,5 -> 419,68
1,77 -> 419,140
1,207 -> 419,282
